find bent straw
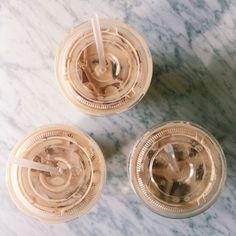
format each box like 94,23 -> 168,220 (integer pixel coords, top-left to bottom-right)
91,14 -> 106,70
11,158 -> 59,174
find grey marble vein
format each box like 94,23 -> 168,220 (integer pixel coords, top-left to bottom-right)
0,0 -> 236,235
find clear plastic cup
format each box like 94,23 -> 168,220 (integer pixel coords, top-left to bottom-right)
55,19 -> 153,115
128,121 -> 227,218
6,125 -> 106,223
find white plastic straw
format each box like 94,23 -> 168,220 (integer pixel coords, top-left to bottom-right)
164,144 -> 179,172
11,158 -> 59,174
91,14 -> 106,70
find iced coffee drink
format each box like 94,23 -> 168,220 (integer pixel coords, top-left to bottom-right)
128,121 -> 227,218
55,18 -> 153,115
6,125 -> 106,223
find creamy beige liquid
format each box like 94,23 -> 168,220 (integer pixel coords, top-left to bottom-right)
73,33 -> 136,99
147,137 -> 213,206
7,125 -> 106,223
55,19 -> 153,115
129,121 -> 226,218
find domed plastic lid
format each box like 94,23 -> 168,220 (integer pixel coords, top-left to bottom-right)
129,121 -> 227,218
6,125 -> 106,223
55,19 -> 152,115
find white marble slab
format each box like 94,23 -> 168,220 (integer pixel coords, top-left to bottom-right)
0,0 -> 236,235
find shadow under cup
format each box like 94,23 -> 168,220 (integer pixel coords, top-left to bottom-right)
55,19 -> 153,115
128,121 -> 227,218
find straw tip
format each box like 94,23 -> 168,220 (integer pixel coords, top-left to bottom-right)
164,143 -> 174,153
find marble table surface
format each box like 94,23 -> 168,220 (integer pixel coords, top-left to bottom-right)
1,0 -> 236,235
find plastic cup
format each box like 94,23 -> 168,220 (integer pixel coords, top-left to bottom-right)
6,125 -> 106,223
55,19 -> 153,115
128,121 -> 227,218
